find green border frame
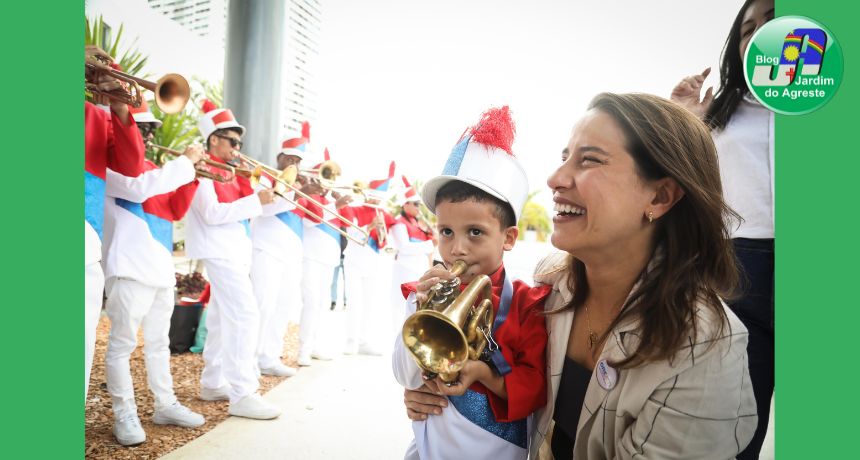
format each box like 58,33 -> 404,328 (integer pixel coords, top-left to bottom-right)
2,1 -> 83,457
777,1 -> 858,458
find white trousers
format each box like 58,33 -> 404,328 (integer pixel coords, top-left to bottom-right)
104,278 -> 177,418
200,258 -> 260,403
251,249 -> 302,368
345,259 -> 391,350
85,262 -> 105,397
299,258 -> 336,357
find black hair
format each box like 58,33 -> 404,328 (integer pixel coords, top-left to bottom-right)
205,127 -> 243,151
704,0 -> 757,131
435,180 -> 516,228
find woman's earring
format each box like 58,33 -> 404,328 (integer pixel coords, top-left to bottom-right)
647,211 -> 654,223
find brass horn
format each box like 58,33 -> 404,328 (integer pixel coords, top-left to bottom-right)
149,144 -> 254,183
235,153 -> 370,246
401,260 -> 495,383
85,54 -> 191,114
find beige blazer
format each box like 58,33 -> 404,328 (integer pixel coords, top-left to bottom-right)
529,252 -> 757,460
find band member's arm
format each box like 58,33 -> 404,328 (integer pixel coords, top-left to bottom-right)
344,205 -> 377,227
167,181 -> 200,221
191,179 -> 263,225
106,106 -> 145,177
105,156 -> 196,203
259,190 -> 297,216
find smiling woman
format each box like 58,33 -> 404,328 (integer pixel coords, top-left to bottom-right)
403,93 -> 759,459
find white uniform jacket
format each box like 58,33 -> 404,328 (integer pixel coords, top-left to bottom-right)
102,155 -> 196,287
185,177 -> 262,266
530,252 -> 757,460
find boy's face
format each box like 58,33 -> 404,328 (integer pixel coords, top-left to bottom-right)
435,198 -> 518,285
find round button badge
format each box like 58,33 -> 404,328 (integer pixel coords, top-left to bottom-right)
596,359 -> 617,391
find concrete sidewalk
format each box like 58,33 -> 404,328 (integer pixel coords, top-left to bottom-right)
160,353 -> 413,460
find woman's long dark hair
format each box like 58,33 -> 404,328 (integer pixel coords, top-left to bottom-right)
704,0 -> 757,131
556,93 -> 740,369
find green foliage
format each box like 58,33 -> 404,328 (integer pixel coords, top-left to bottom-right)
194,77 -> 223,108
149,103 -> 201,164
85,16 -> 149,77
518,190 -> 551,242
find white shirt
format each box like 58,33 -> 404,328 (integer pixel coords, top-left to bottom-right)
251,191 -> 302,263
712,95 -> 775,239
301,199 -> 343,267
392,292 -> 528,460
102,156 -> 196,287
185,178 -> 263,266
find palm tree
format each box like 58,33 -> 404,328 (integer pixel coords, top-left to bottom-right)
518,190 -> 551,242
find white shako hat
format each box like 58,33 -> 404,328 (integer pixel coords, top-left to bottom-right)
129,99 -> 162,127
420,106 -> 528,222
280,121 -> 310,159
198,99 -> 245,142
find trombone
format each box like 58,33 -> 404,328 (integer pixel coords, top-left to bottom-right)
235,153 -> 370,246
149,144 -> 255,183
85,54 -> 191,114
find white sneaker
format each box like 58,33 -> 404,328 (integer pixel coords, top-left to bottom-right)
260,362 -> 298,377
153,402 -> 205,428
297,353 -> 313,367
113,414 -> 146,446
199,385 -> 230,401
311,350 -> 334,361
228,393 -> 281,420
358,344 -> 383,356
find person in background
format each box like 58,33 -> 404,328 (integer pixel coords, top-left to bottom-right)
102,100 -> 206,445
670,1 -> 775,456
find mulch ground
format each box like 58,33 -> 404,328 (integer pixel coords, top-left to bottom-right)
85,315 -> 300,459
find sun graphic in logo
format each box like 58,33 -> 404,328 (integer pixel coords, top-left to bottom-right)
783,45 -> 800,62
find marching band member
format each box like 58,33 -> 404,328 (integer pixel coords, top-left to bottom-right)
297,149 -> 352,366
102,101 -> 206,445
249,124 -> 313,378
85,46 -> 145,396
389,176 -> 436,328
185,100 -> 281,420
343,162 -> 398,355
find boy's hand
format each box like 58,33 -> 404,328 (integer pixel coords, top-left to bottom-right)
415,264 -> 456,305
429,360 -> 489,397
404,386 -> 448,421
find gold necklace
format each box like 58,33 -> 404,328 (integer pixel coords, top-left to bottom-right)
584,304 -> 599,350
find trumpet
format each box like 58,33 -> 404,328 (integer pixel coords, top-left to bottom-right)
149,144 -> 255,183
401,260 -> 495,383
299,161 -> 342,185
235,153 -> 370,246
85,54 -> 190,114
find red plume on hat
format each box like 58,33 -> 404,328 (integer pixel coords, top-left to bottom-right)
470,106 -> 516,156
401,175 -> 419,201
201,99 -> 218,114
301,121 -> 311,142
324,148 -> 331,161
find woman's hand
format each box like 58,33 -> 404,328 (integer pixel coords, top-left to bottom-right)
404,386 -> 449,421
670,67 -> 715,120
415,264 -> 456,305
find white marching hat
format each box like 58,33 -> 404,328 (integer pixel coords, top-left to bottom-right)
280,121 -> 310,159
421,106 -> 528,222
198,99 -> 245,141
129,99 -> 161,128
397,175 -> 422,205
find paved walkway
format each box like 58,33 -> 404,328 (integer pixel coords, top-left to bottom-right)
160,352 -> 413,459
